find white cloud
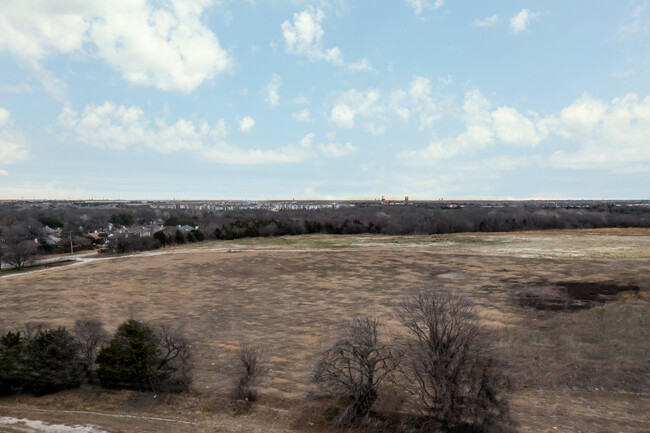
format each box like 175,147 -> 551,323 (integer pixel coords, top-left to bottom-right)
399,89 -> 547,161
612,69 -> 635,79
510,9 -> 538,34
318,142 -> 358,157
389,89 -> 410,122
203,134 -> 316,164
473,14 -> 499,27
397,88 -> 650,174
364,122 -> 386,136
330,88 -> 384,130
280,6 -> 370,71
264,75 -> 282,108
618,4 -> 650,39
0,0 -> 232,94
348,58 -> 373,72
408,76 -> 439,129
492,106 -> 541,146
554,93 -> 608,140
330,104 -> 355,128
281,7 -> 342,64
292,108 -> 311,122
0,82 -> 34,94
405,0 -> 444,16
399,90 -> 495,161
58,102 -> 152,150
0,107 -> 29,170
239,116 -> 255,134
59,102 -> 356,164
292,95 -> 309,105
328,76 -> 444,132
0,108 -> 9,127
547,93 -> 650,173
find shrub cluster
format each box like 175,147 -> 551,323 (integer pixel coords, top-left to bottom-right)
0,326 -> 83,396
313,288 -> 512,433
0,319 -> 191,396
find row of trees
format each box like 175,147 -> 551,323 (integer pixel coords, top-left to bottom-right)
0,319 -> 191,395
2,202 -> 649,243
108,228 -> 205,254
0,317 -> 269,409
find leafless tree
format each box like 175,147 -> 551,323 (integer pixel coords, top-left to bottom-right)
313,317 -> 401,422
232,345 -> 267,402
3,241 -> 37,270
21,322 -> 47,341
73,320 -> 109,380
394,288 -> 511,432
154,324 -> 192,392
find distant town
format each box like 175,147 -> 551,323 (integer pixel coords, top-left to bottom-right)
1,198 -> 648,271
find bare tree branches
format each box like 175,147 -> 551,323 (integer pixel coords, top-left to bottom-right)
232,345 -> 267,403
395,288 -> 511,432
73,320 -> 109,381
3,241 -> 37,270
314,317 -> 401,422
155,324 -> 192,391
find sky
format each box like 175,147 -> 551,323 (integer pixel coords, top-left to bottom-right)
0,0 -> 649,200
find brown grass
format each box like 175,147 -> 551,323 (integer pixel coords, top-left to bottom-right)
0,229 -> 649,432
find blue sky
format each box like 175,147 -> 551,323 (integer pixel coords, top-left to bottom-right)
0,0 -> 649,200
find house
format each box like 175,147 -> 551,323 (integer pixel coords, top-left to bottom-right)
44,235 -> 62,245
42,226 -> 57,235
128,226 -> 153,237
177,225 -> 196,234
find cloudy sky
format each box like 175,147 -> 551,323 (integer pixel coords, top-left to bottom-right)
0,0 -> 649,200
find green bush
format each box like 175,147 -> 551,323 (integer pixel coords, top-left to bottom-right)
175,230 -> 185,244
153,230 -> 168,246
0,328 -> 83,396
96,320 -> 191,392
0,331 -> 24,395
96,320 -> 159,390
24,328 -> 84,395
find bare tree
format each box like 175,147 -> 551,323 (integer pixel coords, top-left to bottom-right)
21,322 -> 48,341
232,345 -> 267,402
155,324 -> 192,392
73,320 -> 109,381
394,288 -> 511,432
313,317 -> 401,422
3,241 -> 37,270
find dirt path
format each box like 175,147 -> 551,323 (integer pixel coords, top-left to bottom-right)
0,406 -> 202,433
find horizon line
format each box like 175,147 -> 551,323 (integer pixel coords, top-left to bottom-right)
1,197 -> 648,202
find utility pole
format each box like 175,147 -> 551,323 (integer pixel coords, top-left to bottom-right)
70,232 -> 74,255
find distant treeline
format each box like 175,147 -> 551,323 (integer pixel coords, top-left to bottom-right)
1,202 -> 649,254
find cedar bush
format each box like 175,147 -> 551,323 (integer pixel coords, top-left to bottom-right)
96,320 -> 159,390
0,331 -> 24,395
0,328 -> 83,396
96,320 -> 190,392
24,328 -> 84,396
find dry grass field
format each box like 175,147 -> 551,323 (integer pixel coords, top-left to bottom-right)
0,229 -> 649,432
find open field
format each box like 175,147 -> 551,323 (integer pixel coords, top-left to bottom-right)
1,229 -> 649,432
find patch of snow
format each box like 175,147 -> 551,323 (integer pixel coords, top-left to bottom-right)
0,416 -> 109,433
